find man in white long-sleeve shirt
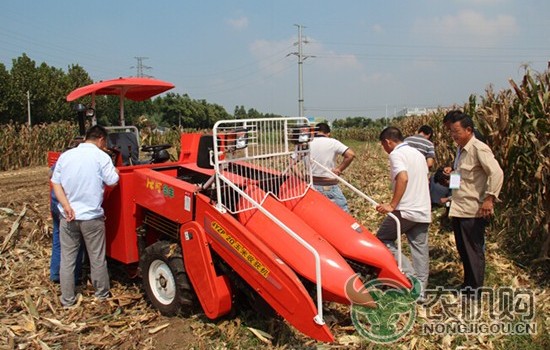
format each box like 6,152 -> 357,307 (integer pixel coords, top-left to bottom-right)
51,125 -> 119,308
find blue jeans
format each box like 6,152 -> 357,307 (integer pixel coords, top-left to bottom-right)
50,203 -> 84,283
313,184 -> 349,212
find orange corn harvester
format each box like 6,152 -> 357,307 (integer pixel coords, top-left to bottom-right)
51,87 -> 414,343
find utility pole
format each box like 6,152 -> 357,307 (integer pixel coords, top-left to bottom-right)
289,24 -> 314,119
131,56 -> 152,78
27,90 -> 31,126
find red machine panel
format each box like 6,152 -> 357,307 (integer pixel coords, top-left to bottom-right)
280,176 -> 412,288
194,194 -> 334,342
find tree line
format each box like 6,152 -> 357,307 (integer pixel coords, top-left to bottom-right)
1,54 -> 408,130
0,54 -> 293,129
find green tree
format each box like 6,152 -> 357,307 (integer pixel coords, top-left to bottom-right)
0,63 -> 9,123
66,64 -> 92,91
33,63 -> 68,123
209,102 -> 230,124
63,64 -> 93,122
7,54 -> 37,124
155,93 -> 192,128
0,54 -> 272,128
234,105 -> 247,119
247,107 -> 261,119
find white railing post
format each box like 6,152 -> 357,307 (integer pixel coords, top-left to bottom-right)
211,117 -> 325,326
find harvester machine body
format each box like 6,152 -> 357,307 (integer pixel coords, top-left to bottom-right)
51,115 -> 412,343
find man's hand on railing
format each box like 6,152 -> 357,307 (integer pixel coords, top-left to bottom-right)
376,203 -> 394,214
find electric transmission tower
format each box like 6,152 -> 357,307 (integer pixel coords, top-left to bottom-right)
288,24 -> 314,119
131,56 -> 152,78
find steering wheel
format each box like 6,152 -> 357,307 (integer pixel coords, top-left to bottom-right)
141,144 -> 172,153
104,147 -> 121,165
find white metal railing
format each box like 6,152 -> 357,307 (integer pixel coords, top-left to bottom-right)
312,160 -> 404,271
211,117 -> 325,325
212,118 -> 313,213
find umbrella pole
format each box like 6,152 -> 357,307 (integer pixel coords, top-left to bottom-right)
119,90 -> 125,126
91,93 -> 97,126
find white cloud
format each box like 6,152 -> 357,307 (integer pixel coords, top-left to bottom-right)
250,36 -> 362,75
250,37 -> 295,58
307,39 -> 362,71
414,10 -> 519,46
372,24 -> 384,33
249,37 -> 296,75
226,16 -> 249,30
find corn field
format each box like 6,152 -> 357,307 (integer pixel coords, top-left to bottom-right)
390,69 -> 550,266
1,69 -> 548,266
471,70 -> 549,264
0,123 -> 185,171
0,70 -> 548,349
0,121 -> 78,171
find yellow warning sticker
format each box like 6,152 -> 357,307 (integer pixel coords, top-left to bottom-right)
211,221 -> 270,278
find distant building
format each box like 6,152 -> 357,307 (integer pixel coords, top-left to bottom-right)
396,107 -> 443,117
396,107 -> 428,117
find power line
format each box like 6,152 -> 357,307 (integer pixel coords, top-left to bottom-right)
288,24 -> 315,118
131,56 -> 152,78
192,60 -> 295,97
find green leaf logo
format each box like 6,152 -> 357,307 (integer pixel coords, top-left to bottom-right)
348,275 -> 421,343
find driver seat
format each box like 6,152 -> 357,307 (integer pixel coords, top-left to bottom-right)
106,127 -> 142,166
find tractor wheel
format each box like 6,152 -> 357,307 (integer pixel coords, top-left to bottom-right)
140,241 -> 193,316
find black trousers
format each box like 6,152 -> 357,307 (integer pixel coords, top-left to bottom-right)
451,217 -> 488,289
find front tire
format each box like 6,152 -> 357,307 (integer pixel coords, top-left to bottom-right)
140,241 -> 193,316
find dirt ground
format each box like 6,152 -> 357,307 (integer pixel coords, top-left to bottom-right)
0,166 -> 339,349
0,167 -> 200,349
1,164 -> 548,350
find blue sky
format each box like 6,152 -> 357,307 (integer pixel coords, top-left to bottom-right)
1,0 -> 549,119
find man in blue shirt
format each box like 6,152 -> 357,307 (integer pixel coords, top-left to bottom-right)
51,125 -> 120,308
49,168 -> 84,284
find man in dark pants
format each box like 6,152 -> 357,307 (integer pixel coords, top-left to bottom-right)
376,127 -> 431,300
447,112 -> 503,297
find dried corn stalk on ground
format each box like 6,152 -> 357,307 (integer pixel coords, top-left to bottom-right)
0,140 -> 548,349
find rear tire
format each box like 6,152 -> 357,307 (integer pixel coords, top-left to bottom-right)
140,241 -> 193,316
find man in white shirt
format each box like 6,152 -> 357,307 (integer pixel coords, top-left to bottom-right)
376,127 -> 431,296
309,122 -> 355,212
51,125 -> 120,308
